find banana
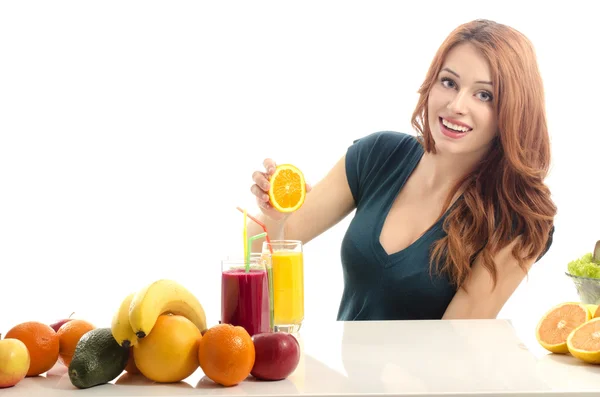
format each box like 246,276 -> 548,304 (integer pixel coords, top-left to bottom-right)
111,292 -> 139,348
128,279 -> 208,338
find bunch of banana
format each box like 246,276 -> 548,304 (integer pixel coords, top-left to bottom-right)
111,292 -> 139,348
111,279 -> 208,348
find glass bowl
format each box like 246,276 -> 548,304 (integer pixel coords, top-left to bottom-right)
565,272 -> 600,305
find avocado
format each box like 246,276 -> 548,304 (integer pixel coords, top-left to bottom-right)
68,327 -> 129,389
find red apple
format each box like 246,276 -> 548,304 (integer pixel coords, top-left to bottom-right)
251,332 -> 300,381
0,338 -> 31,388
49,312 -> 75,332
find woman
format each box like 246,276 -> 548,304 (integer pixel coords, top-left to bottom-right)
247,19 -> 557,321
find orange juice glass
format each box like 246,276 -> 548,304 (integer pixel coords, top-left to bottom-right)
263,240 -> 304,333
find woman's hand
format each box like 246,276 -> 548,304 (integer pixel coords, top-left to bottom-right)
250,158 -> 312,222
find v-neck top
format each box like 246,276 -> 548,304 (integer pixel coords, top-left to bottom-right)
337,130 -> 553,321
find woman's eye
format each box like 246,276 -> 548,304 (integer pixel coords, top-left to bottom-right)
441,77 -> 456,89
477,91 -> 493,102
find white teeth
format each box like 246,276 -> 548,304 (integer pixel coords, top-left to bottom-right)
442,118 -> 471,132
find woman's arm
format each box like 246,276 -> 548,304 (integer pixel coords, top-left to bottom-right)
442,236 -> 536,319
249,155 -> 356,251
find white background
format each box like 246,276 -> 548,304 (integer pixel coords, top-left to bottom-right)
1,1 -> 598,354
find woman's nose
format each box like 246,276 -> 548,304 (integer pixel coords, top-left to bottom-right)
446,91 -> 468,115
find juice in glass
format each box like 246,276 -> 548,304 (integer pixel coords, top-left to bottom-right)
263,240 -> 304,333
221,255 -> 271,336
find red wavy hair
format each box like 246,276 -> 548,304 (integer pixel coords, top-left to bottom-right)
411,19 -> 557,289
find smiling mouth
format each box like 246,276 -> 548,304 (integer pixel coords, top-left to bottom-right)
440,117 -> 472,133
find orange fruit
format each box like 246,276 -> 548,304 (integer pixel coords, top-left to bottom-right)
268,164 -> 306,213
124,347 -> 140,374
56,319 -> 95,367
198,323 -> 255,387
4,321 -> 60,376
133,314 -> 201,383
567,317 -> 600,363
535,302 -> 591,354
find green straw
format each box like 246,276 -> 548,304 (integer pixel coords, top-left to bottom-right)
267,259 -> 274,330
246,232 -> 267,272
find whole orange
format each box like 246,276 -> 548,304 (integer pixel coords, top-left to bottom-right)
4,321 -> 59,376
133,314 -> 201,383
56,319 -> 95,366
198,323 -> 255,387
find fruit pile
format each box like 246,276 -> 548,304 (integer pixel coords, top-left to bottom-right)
0,314 -> 96,389
0,279 -> 301,390
536,301 -> 600,364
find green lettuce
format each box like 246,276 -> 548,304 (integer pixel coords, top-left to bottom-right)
568,253 -> 600,279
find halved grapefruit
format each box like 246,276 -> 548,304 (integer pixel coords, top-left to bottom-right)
268,164 -> 306,213
567,317 -> 600,364
535,302 -> 591,353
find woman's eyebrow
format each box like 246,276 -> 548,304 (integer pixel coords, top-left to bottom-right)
441,67 -> 493,86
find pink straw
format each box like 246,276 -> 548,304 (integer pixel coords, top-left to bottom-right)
236,207 -> 273,254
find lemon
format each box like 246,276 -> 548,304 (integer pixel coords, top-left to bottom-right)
586,304 -> 598,317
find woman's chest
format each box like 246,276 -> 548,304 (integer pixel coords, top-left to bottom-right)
379,190 -> 447,256
340,207 -> 457,318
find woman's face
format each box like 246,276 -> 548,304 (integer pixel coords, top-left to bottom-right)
427,42 -> 498,157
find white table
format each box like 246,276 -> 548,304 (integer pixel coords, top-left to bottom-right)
4,319 -> 600,396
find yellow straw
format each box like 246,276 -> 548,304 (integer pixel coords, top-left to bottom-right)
243,209 -> 248,270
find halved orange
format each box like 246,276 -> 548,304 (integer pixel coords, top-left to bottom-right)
567,317 -> 600,363
268,164 -> 306,213
535,302 -> 591,354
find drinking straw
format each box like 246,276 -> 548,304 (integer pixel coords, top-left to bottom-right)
236,206 -> 273,254
245,231 -> 273,329
246,232 -> 267,269
243,209 -> 248,270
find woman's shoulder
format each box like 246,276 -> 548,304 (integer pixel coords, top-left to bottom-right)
349,130 -> 423,160
345,131 -> 424,205
353,130 -> 421,147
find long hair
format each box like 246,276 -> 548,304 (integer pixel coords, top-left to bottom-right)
411,19 -> 557,290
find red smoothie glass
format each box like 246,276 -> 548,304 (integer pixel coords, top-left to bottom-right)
221,254 -> 271,336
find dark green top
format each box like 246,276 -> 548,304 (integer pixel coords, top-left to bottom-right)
337,131 -> 553,321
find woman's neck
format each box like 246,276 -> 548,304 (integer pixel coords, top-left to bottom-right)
417,149 -> 483,194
